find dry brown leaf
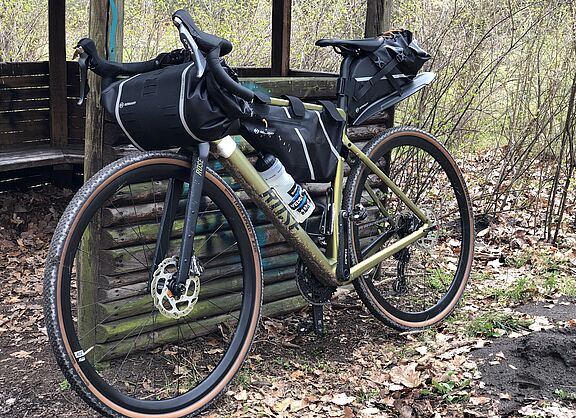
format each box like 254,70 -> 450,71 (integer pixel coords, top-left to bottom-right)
273,397 -> 292,413
331,392 -> 355,406
290,370 -> 304,379
10,350 -> 32,359
343,405 -> 354,418
234,390 -> 248,401
469,396 -> 491,405
389,362 -> 421,388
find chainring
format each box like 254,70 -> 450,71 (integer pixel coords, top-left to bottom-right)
151,256 -> 201,319
295,259 -> 336,305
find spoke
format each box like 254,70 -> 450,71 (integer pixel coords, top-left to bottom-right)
95,312 -> 156,364
195,221 -> 226,253
202,241 -> 238,267
128,183 -> 152,268
111,310 -> 156,386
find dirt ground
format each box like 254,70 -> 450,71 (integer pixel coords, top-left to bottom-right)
1,184 -> 575,417
472,299 -> 576,417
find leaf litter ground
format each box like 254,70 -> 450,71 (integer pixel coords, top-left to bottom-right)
0,153 -> 575,417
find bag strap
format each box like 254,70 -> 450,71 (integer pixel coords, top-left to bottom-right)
355,53 -> 404,101
317,100 -> 344,122
253,91 -> 271,104
281,95 -> 306,118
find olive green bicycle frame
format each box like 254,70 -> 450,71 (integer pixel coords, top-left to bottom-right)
214,99 -> 430,287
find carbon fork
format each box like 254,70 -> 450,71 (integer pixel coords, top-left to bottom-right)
148,143 -> 210,297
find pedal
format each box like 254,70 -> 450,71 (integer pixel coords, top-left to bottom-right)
312,304 -> 325,335
352,204 -> 368,222
296,305 -> 326,336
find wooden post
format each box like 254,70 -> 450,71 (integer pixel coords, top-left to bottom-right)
365,0 -> 394,129
271,0 -> 291,77
79,0 -> 123,365
365,0 -> 392,37
48,0 -> 68,147
84,0 -> 124,180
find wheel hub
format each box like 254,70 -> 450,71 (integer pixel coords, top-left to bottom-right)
151,256 -> 201,319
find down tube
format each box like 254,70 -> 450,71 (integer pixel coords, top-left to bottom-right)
213,137 -> 338,285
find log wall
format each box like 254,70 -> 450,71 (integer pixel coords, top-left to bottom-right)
0,61 -> 392,360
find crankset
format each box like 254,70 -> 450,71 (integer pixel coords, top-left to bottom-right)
151,255 -> 201,319
295,259 -> 336,305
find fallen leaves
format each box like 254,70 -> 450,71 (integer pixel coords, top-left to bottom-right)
10,350 -> 32,359
330,392 -> 355,406
389,363 -> 422,388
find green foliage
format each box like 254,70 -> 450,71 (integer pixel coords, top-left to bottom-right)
466,312 -> 531,337
356,387 -> 380,403
234,369 -> 252,390
485,277 -> 538,304
554,388 -> 576,402
58,379 -> 71,391
421,371 -> 471,404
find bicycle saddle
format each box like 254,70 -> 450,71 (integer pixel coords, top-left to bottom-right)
315,37 -> 384,53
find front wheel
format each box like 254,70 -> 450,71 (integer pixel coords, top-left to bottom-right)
43,151 -> 262,417
344,127 -> 474,331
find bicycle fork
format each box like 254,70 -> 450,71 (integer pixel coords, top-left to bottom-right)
148,143 -> 210,297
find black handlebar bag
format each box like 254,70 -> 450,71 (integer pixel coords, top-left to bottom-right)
347,29 -> 430,121
240,96 -> 345,183
101,61 -> 251,150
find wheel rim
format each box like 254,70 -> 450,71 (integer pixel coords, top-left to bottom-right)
352,134 -> 472,323
56,160 -> 260,414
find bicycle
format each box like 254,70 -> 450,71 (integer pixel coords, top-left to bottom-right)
43,9 -> 474,417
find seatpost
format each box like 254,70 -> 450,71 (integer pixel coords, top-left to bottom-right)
172,15 -> 206,78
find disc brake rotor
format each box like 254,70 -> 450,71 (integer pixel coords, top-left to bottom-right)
416,209 -> 438,251
151,256 -> 201,319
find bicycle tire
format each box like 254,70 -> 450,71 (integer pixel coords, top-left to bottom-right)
343,127 -> 474,331
43,151 -> 262,417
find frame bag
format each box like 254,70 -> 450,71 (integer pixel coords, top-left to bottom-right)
241,96 -> 345,183
347,29 -> 430,121
101,60 -> 252,150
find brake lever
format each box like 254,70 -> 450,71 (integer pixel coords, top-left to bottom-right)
73,46 -> 90,106
173,16 -> 206,78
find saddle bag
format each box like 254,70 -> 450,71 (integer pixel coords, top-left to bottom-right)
346,29 -> 430,122
101,60 -> 252,150
240,96 -> 345,183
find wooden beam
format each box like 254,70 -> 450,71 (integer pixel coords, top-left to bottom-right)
365,0 -> 393,37
271,0 -> 291,77
48,0 -> 68,147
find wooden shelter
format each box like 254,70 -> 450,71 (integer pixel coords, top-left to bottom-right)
0,1 -> 393,359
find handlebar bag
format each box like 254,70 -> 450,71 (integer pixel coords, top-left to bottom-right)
101,60 -> 252,150
346,29 -> 430,122
240,96 -> 345,183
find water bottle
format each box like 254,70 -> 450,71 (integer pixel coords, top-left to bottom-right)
255,154 -> 315,223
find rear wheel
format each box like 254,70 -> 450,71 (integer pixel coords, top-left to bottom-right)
43,152 -> 262,417
344,127 -> 474,331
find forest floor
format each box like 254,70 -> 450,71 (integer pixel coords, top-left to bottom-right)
0,156 -> 575,417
